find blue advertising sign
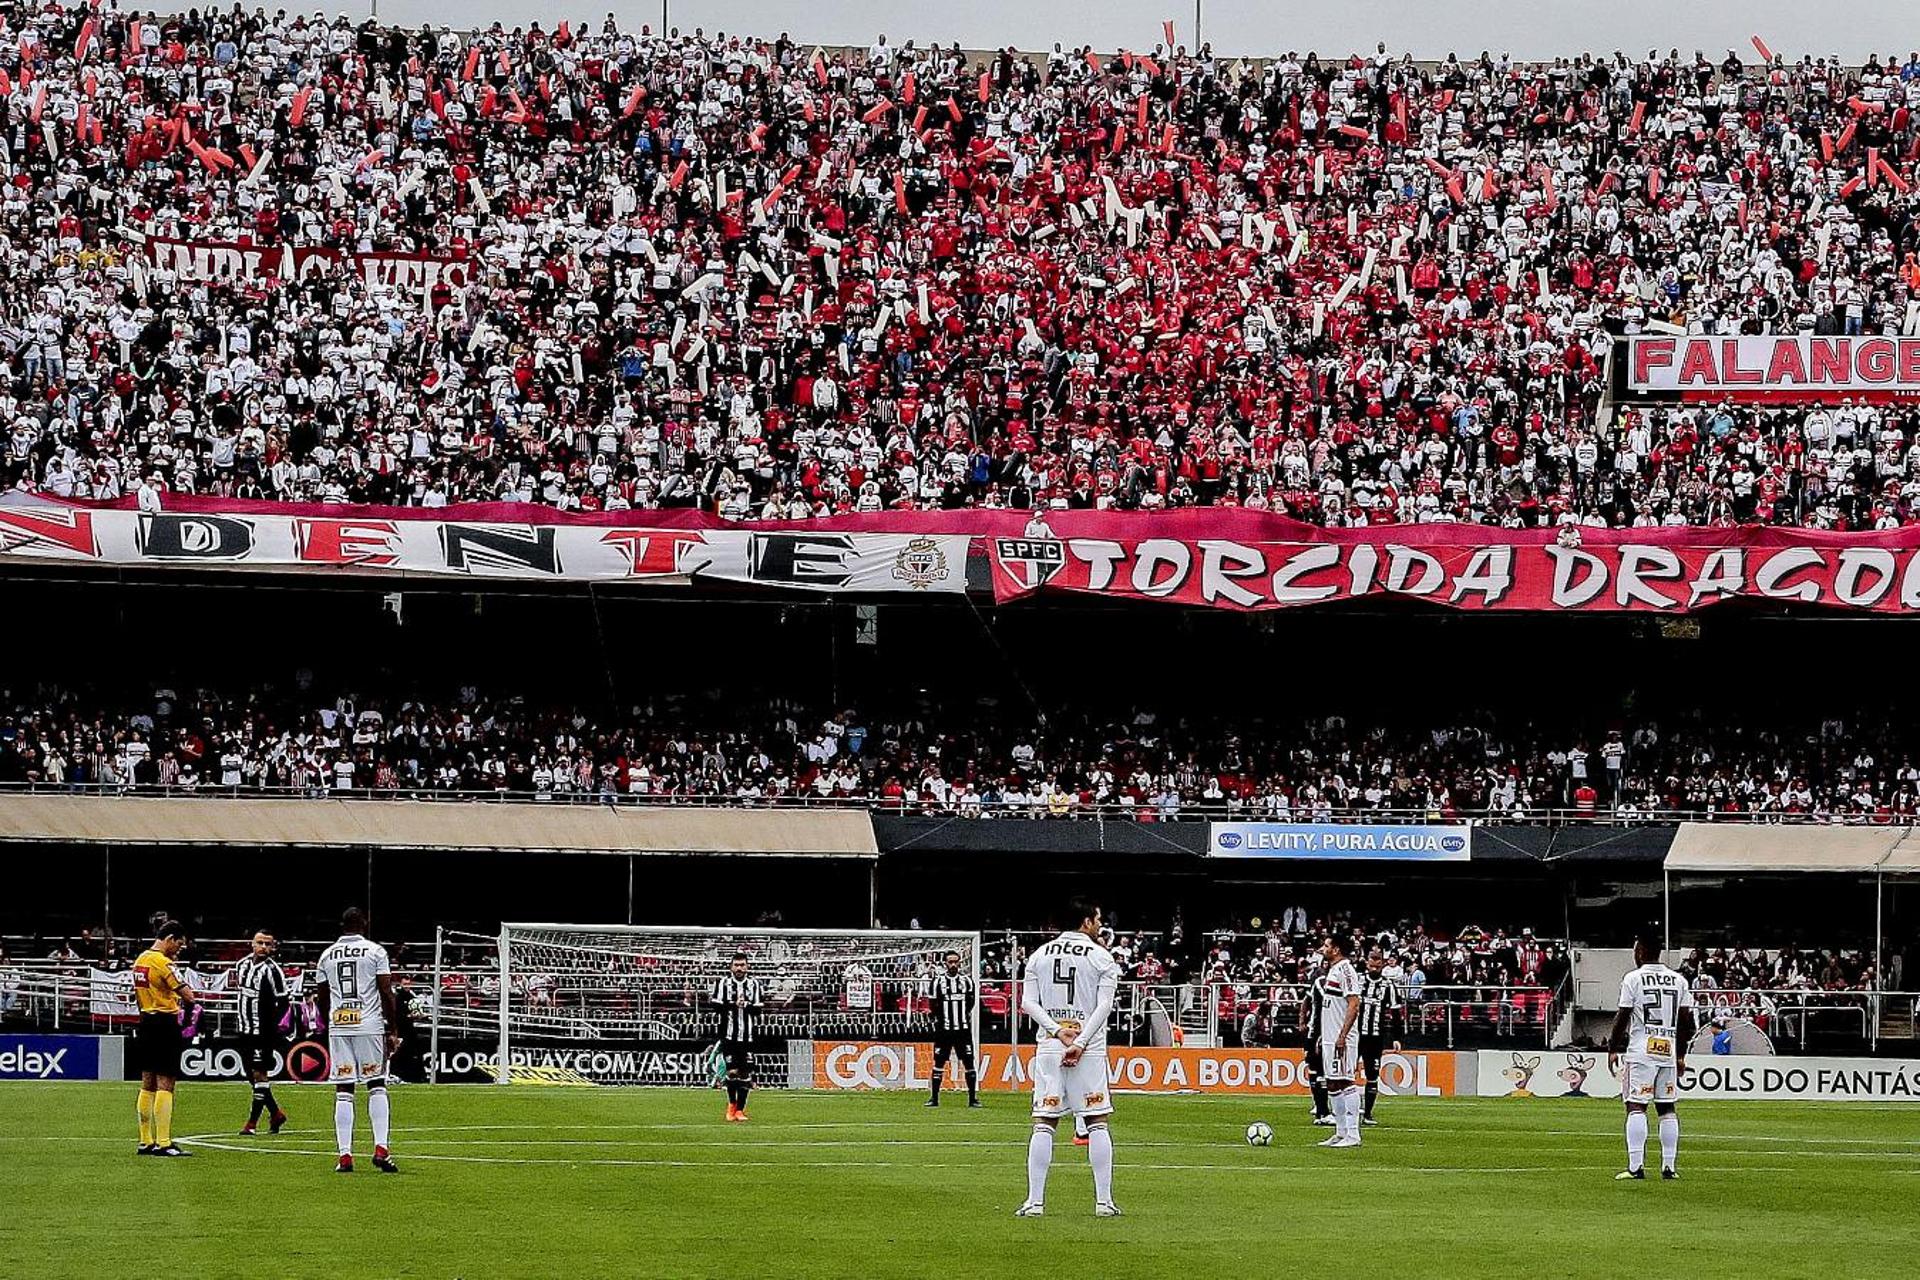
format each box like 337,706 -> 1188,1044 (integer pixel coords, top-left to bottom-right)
1208,823 -> 1473,860
0,1034 -> 104,1080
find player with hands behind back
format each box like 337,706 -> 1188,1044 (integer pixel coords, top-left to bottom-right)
1015,898 -> 1122,1219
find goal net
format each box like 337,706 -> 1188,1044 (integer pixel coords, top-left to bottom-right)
447,924 -> 980,1086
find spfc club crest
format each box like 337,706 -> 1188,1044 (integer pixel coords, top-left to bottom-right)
994,537 -> 1066,591
891,536 -> 949,589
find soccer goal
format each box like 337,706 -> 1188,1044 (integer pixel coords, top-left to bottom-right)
438,923 -> 981,1086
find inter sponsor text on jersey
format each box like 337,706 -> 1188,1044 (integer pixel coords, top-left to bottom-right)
314,934 -> 392,1037
1619,963 -> 1693,1063
1022,931 -> 1121,1052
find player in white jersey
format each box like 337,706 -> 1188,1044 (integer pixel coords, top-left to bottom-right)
1015,897 -> 1122,1218
1608,930 -> 1696,1181
312,908 -> 398,1173
1316,934 -> 1364,1148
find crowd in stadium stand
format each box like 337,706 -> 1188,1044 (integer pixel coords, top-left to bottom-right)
7,684 -> 1920,821
1681,942 -> 1881,995
4,7 -> 1920,526
979,917 -> 1572,1042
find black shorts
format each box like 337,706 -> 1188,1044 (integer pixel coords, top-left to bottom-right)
243,1032 -> 285,1076
1359,1035 -> 1386,1075
933,1029 -> 974,1057
720,1040 -> 753,1080
1302,1039 -> 1323,1079
135,1012 -> 184,1078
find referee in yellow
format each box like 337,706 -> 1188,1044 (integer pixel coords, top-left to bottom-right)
133,922 -> 196,1157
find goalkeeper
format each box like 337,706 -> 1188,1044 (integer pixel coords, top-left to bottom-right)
709,953 -> 764,1121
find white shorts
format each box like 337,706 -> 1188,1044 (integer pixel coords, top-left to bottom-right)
328,1032 -> 389,1084
1029,1042 -> 1112,1120
1320,1037 -> 1358,1082
1623,1058 -> 1678,1105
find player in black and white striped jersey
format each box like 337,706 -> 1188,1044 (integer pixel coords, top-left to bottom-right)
1356,946 -> 1405,1127
1301,965 -> 1332,1126
710,953 -> 764,1122
924,950 -> 979,1108
232,931 -> 289,1136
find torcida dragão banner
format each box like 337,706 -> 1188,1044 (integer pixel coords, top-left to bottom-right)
987,518 -> 1920,613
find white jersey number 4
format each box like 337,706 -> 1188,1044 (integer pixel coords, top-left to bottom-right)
1023,932 -> 1120,1051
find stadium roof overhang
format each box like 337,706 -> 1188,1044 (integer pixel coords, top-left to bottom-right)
1664,822 -> 1920,874
0,794 -> 878,857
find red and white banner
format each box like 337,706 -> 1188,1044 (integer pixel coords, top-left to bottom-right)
0,498 -> 966,594
138,236 -> 471,305
1626,335 -> 1920,400
26,497 -> 1920,614
989,516 -> 1920,614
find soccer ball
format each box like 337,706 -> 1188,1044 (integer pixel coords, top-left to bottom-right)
1244,1121 -> 1274,1147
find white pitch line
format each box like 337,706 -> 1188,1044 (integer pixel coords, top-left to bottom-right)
180,1135 -> 1920,1160
326,1128 -> 1920,1159
171,1139 -> 1812,1176
31,1129 -> 1920,1163
1381,1124 -> 1920,1148
168,1132 -> 1889,1173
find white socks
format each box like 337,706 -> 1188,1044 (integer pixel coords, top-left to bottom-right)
1087,1123 -> 1113,1204
1331,1087 -> 1360,1140
335,1091 -> 355,1156
1026,1125 -> 1053,1205
1625,1109 -> 1648,1172
369,1087 -> 391,1150
1658,1111 -> 1678,1172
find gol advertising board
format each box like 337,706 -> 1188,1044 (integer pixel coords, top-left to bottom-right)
812,1041 -> 1460,1097
1479,1050 -> 1920,1102
1208,822 -> 1472,860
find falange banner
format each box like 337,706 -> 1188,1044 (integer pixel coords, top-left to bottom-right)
1625,335 -> 1920,400
0,497 -> 967,595
1208,822 -> 1473,860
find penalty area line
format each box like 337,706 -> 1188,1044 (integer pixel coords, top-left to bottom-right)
171,1136 -> 1809,1175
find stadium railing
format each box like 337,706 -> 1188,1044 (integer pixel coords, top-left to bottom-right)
0,780 -> 1895,826
7,958 -> 1907,1054
1688,985 -> 1885,1050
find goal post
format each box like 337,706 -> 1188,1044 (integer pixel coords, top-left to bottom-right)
481,923 -> 981,1086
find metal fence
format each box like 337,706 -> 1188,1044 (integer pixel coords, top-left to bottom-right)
0,779 -> 1911,826
5,954 -> 1909,1054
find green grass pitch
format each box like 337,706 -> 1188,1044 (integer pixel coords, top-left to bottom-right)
4,1082 -> 1918,1277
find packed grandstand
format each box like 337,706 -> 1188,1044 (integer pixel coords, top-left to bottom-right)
3,6 -> 1920,528
6,9 -> 1920,1275
7,685 -> 1920,822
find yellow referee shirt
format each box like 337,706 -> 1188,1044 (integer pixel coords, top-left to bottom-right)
133,948 -> 187,1015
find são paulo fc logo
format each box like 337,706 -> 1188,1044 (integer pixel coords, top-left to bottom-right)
994,537 -> 1065,591
286,1040 -> 332,1083
891,536 -> 949,589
